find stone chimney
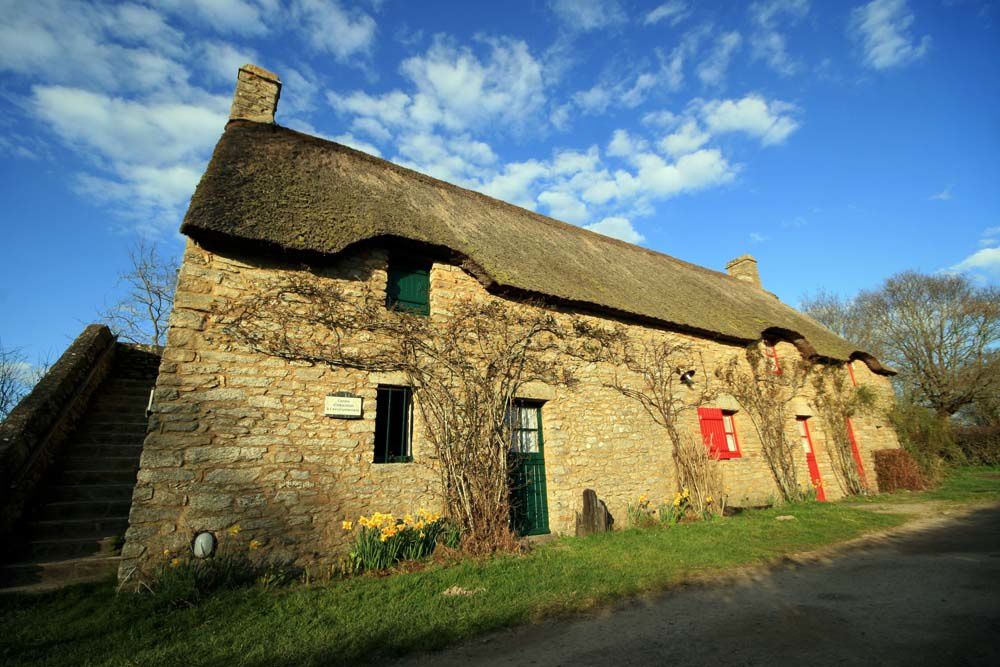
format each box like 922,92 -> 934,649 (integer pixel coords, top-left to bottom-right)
229,64 -> 281,124
726,254 -> 761,288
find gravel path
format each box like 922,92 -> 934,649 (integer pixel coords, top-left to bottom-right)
394,504 -> 1000,667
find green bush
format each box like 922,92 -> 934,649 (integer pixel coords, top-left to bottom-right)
954,425 -> 1000,465
888,401 -> 964,481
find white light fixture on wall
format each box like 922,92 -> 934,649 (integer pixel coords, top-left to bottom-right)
679,369 -> 696,386
192,532 -> 217,559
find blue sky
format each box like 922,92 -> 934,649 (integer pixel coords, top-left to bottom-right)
1,0 -> 998,362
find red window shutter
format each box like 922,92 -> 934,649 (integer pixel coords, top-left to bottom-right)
698,407 -> 727,458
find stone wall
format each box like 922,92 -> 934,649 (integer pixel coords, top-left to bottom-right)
119,239 -> 901,580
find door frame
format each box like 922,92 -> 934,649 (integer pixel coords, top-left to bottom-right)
508,400 -> 550,536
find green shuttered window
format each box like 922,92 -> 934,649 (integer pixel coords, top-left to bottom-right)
386,259 -> 430,316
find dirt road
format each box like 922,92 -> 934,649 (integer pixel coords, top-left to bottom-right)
395,505 -> 1000,666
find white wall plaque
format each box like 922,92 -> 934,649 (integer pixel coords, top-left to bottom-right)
324,393 -> 363,419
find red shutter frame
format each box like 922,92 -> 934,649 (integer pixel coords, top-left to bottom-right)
698,407 -> 735,459
721,411 -> 743,459
845,418 -> 868,486
847,362 -> 857,387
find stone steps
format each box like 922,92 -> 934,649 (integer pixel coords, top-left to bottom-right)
50,483 -> 135,503
0,555 -> 122,592
1,343 -> 159,592
37,499 -> 134,521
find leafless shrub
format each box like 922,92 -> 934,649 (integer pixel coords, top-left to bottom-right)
809,365 -> 876,496
603,336 -> 724,515
717,344 -> 809,503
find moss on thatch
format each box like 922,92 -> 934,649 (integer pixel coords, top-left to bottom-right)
180,121 -> 890,374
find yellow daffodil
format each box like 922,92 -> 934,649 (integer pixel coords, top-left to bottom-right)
342,520 -> 353,531
162,548 -> 171,556
249,539 -> 261,550
170,558 -> 181,568
228,524 -> 241,536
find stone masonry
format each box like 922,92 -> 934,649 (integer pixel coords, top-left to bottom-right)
119,239 -> 901,581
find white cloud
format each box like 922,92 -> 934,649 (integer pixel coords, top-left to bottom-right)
697,31 -> 742,87
291,0 -> 377,61
607,129 -> 648,158
330,37 -> 545,136
538,190 -> 589,223
199,41 -> 260,85
479,160 -> 549,208
644,1 -> 689,27
699,95 -> 800,146
850,0 -> 930,70
749,0 -> 810,76
158,0 -> 273,36
585,216 -> 644,243
950,247 -> 1000,275
630,148 -> 736,197
550,0 -> 626,32
659,120 -> 709,157
0,0 -> 190,93
31,86 -> 226,165
31,85 -> 227,228
749,231 -> 768,242
929,185 -> 952,201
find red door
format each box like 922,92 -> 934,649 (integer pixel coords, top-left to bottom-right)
796,417 -> 826,501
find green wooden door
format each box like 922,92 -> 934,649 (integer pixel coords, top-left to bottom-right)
509,401 -> 550,536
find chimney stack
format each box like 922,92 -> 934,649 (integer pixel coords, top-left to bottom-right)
726,254 -> 761,288
229,64 -> 281,124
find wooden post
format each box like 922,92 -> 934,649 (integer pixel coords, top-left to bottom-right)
575,488 -> 613,536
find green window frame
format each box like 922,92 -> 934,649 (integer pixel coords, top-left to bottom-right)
373,385 -> 413,464
386,259 -> 430,316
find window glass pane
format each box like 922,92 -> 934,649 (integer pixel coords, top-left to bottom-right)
374,386 -> 411,463
725,433 -> 737,452
520,407 -> 538,430
517,430 -> 539,453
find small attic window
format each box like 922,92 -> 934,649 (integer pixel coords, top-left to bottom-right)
386,258 -> 430,316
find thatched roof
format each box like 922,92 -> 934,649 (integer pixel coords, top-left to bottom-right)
181,121 -> 890,374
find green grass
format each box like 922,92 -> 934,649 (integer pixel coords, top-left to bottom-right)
3,467 -> 999,667
847,464 -> 1000,506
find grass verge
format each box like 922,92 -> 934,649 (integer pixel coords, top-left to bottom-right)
2,467 -> 998,667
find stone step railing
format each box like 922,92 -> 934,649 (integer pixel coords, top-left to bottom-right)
0,324 -> 118,547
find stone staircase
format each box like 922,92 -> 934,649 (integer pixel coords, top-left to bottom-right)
0,345 -> 159,592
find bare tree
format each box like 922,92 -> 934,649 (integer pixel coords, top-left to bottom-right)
856,273 -> 999,417
603,337 -> 724,514
799,289 -> 873,351
220,271 -> 617,552
717,344 -> 811,502
99,240 -> 179,347
804,274 -> 1000,420
0,341 -> 47,420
